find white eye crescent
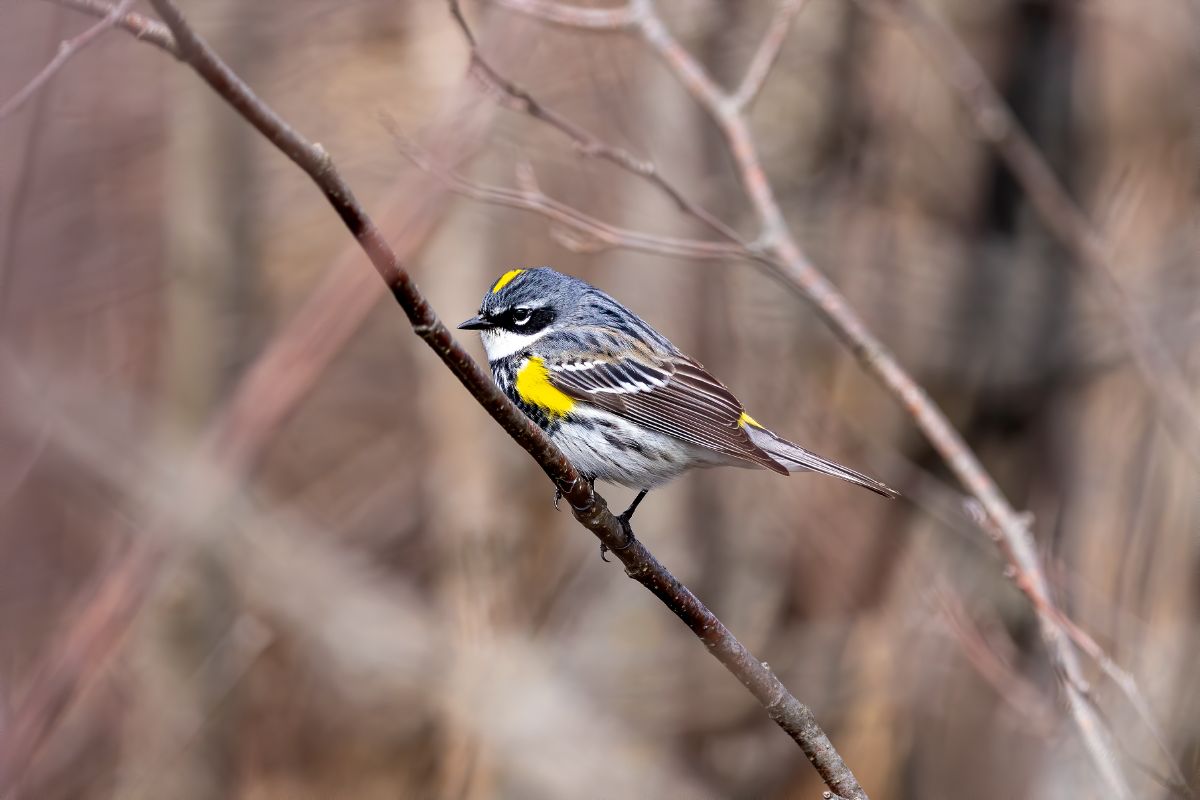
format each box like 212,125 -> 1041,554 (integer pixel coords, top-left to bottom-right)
513,308 -> 532,326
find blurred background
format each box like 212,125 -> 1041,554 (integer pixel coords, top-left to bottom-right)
1,0 -> 1198,798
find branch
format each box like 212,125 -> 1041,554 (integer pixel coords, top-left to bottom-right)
986,528 -> 1194,796
481,1 -> 1139,796
1058,619 -> 1193,797
0,47 -> 504,792
731,0 -> 809,110
888,0 -> 1200,471
12,2 -> 872,799
50,0 -> 178,53
631,7 -> 1138,798
394,137 -> 753,262
0,0 -> 135,122
448,0 -> 746,248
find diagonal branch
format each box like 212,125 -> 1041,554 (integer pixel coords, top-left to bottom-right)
631,8 -> 1131,793
447,0 -> 746,247
16,2 -> 872,799
888,0 -> 1200,471
477,1 -> 1143,797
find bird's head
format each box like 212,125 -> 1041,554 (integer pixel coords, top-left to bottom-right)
458,267 -> 585,361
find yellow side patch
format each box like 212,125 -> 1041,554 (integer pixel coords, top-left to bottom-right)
516,356 -> 576,417
491,269 -> 526,294
738,411 -> 763,428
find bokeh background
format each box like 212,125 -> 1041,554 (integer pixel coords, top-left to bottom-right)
1,0 -> 1198,798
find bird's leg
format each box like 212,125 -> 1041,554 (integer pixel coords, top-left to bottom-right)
619,489 -> 648,525
600,489 -> 647,561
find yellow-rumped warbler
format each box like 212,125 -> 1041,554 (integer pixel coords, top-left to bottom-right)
459,267 -> 895,525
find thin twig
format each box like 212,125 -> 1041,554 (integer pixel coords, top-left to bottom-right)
395,137 -> 751,262
0,0 -> 135,122
1057,619 -> 1190,796
933,585 -> 1057,736
448,0 -> 747,248
11,3 -> 872,799
47,0 -> 178,53
982,530 -> 1193,796
731,0 -> 809,110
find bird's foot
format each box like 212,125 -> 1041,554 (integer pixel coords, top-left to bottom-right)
599,490 -> 645,562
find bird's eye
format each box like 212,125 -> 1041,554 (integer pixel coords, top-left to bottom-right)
513,308 -> 532,326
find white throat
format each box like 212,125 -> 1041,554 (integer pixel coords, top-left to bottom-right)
480,326 -> 554,361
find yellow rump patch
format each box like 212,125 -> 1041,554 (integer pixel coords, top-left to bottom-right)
491,269 -> 526,294
516,356 -> 575,418
738,411 -> 763,429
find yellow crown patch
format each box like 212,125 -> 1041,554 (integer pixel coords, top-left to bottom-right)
491,269 -> 526,294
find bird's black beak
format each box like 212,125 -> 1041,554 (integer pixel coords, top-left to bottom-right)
457,315 -> 491,331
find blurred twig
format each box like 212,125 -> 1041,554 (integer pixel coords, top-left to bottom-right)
45,0 -> 177,54
449,0 -> 746,247
884,0 -> 1200,471
0,531 -> 160,796
477,1 -> 1144,796
0,0 -> 133,122
731,0 -> 809,110
7,2 -> 873,799
933,585 -> 1058,736
973,510 -> 1194,796
394,136 -> 749,262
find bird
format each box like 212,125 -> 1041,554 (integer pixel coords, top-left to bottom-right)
459,267 -> 895,549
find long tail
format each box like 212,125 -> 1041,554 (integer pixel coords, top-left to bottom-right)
744,425 -> 897,498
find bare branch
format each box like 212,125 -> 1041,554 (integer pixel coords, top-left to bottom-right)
1059,619 -> 1193,797
8,3 -> 872,799
46,0 -> 178,54
979,529 -> 1193,796
731,0 -> 809,110
631,6 -> 1137,796
450,0 -> 747,247
934,585 -> 1057,735
395,138 -> 753,262
475,1 -> 1140,795
0,0 -> 135,122
888,0 -> 1200,471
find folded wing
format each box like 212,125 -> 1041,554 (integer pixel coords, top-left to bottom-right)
544,347 -> 788,474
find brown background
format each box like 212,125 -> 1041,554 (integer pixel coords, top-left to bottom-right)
1,1 -> 1197,798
